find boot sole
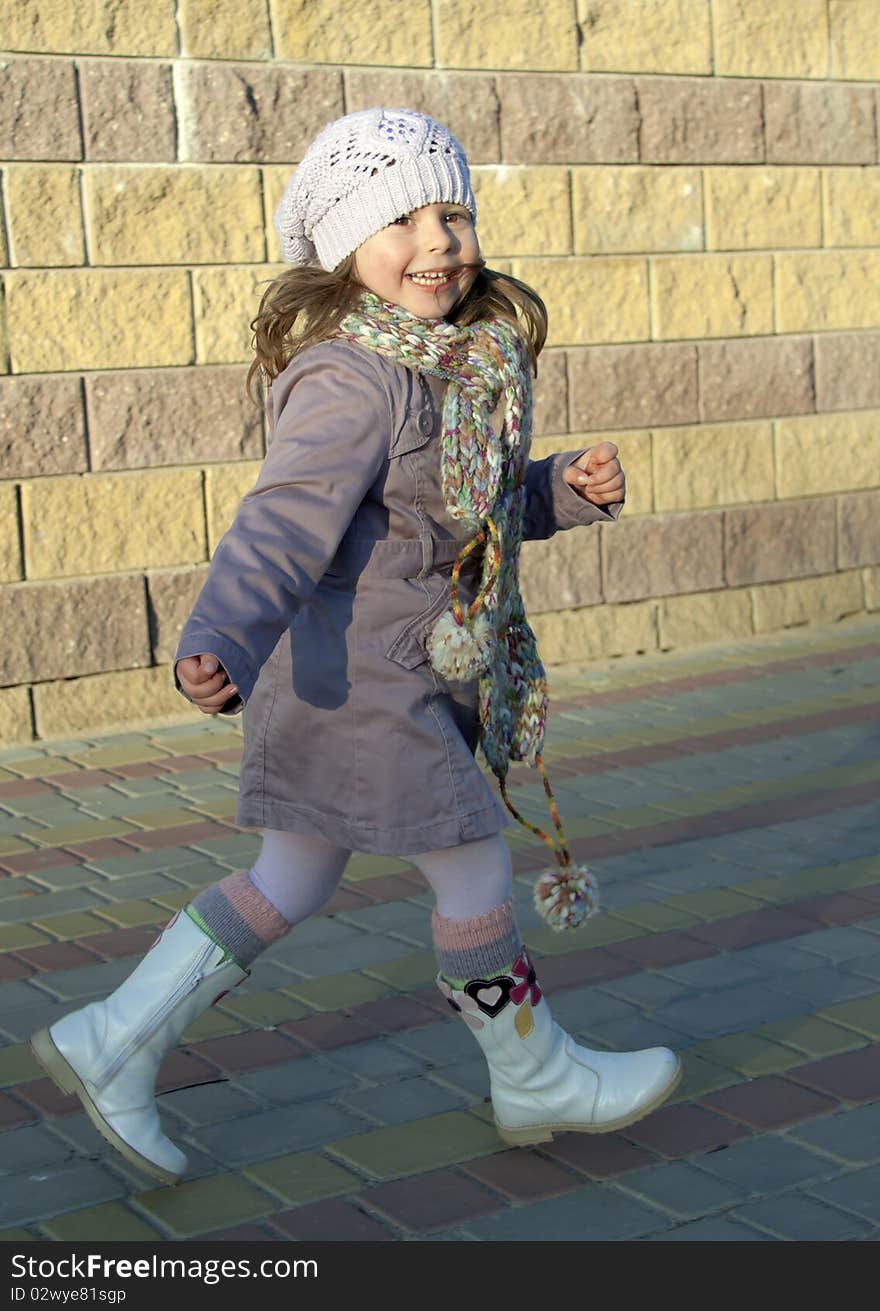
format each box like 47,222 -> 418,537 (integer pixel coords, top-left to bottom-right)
30,1028 -> 181,1188
494,1055 -> 684,1147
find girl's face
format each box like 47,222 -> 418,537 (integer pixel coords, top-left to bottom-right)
353,202 -> 481,319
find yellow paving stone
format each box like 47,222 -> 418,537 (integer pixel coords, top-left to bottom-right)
181,1007 -> 243,1041
692,1034 -> 801,1078
67,745 -> 172,769
191,733 -> 242,753
0,1042 -> 41,1086
187,796 -> 238,819
21,820 -> 136,848
528,918 -> 643,955
93,901 -> 167,929
602,804 -> 682,830
149,890 -> 196,912
131,1174 -> 274,1238
327,1110 -> 502,1180
217,991 -> 310,1027
816,998 -> 880,1042
0,1229 -> 36,1242
243,1151 -> 362,1206
0,837 -> 37,856
122,808 -> 201,830
32,911 -> 114,940
41,1203 -> 160,1242
0,924 -> 51,951
281,971 -> 394,1012
342,854 -> 414,882
665,888 -> 766,921
668,1052 -> 739,1104
362,951 -> 439,990
3,757 -> 81,778
608,902 -> 702,932
756,1016 -> 867,1058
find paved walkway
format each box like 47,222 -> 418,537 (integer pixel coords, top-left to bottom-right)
1,615 -> 879,1243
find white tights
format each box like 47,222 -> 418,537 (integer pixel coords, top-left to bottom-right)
249,828 -> 513,926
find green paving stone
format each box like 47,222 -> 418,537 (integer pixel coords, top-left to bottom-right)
68,746 -> 170,769
667,1052 -> 738,1104
217,990 -> 310,1026
363,951 -> 438,988
692,1033 -> 802,1078
92,900 -> 166,928
327,1109 -> 502,1180
282,971 -> 393,1011
151,889 -> 197,911
0,923 -> 51,951
527,917 -> 644,956
666,888 -> 766,921
0,1042 -> 41,1086
611,902 -> 703,932
755,1015 -> 866,1059
131,1173 -> 273,1238
182,1008 -> 244,1041
0,1230 -> 36,1242
342,854 -> 413,883
816,996 -> 880,1041
32,911 -> 117,940
41,1202 -> 160,1241
243,1150 -> 361,1206
23,820 -> 136,847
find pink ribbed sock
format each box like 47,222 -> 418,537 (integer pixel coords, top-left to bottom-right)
188,869 -> 291,967
431,898 -> 522,987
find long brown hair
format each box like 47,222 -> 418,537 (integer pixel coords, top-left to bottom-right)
247,261 -> 548,403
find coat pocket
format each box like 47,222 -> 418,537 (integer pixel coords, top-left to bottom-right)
384,585 -> 451,670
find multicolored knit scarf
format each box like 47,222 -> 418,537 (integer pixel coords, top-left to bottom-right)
337,291 -> 598,931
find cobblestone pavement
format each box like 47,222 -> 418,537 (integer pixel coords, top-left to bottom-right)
1,616 -> 879,1243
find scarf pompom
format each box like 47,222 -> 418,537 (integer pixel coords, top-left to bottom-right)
533,863 -> 599,932
428,609 -> 495,682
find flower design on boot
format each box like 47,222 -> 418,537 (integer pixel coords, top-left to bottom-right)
436,976 -> 485,1031
509,948 -> 542,1008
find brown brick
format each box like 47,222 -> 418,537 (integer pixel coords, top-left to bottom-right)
837,492 -> 880,569
638,77 -> 763,163
80,60 -> 175,163
0,375 -> 87,477
178,64 -> 343,163
0,575 -> 149,683
765,83 -> 877,164
0,58 -> 81,161
724,498 -> 836,586
85,366 -> 263,472
602,511 -> 723,602
345,70 -> 501,164
815,333 -> 880,412
499,75 -> 638,163
699,336 -> 815,423
568,342 -> 698,431
147,566 -> 210,663
521,523 -> 602,614
533,349 -> 567,435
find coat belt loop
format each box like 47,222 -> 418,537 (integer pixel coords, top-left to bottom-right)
419,532 -> 434,578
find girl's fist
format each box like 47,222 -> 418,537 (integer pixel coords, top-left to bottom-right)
564,441 -> 625,506
175,653 -> 239,714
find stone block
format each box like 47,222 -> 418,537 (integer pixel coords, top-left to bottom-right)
573,166 -> 703,254
205,463 -> 263,552
658,587 -> 753,650
0,375 -> 88,477
776,411 -> 880,498
5,270 -> 192,372
33,667 -> 185,739
568,342 -> 698,432
5,166 -> 84,266
578,0 -> 711,74
3,0 -> 177,55
699,336 -> 815,423
824,168 -> 880,247
471,167 -> 571,256
520,523 -> 601,615
713,0 -> 828,77
777,253 -> 880,333
705,167 -> 821,250
724,498 -> 836,586
435,0 -> 578,71
512,257 -> 648,348
178,63 -> 343,163
652,421 -> 774,511
837,492 -> 880,569
21,470 -> 206,579
345,71 -> 501,163
0,484 -> 22,582
499,75 -> 638,164
80,60 -> 175,162
193,266 -> 281,365
147,567 -> 211,663
0,576 -> 149,683
829,0 -> 880,79
532,350 -> 567,436
752,571 -> 864,633
865,565 -> 880,611
86,366 -> 263,472
273,0 -> 432,65
638,77 -> 763,164
765,83 -> 876,164
531,599 -> 657,664
179,0 -> 272,59
85,166 -> 264,266
0,58 -> 81,160
651,254 -> 773,339
602,511 -> 724,602
0,685 -> 33,746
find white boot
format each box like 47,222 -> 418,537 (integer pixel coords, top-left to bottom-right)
437,946 -> 681,1146
30,911 -> 247,1186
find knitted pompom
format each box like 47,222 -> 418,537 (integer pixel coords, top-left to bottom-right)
533,863 -> 599,933
427,609 -> 495,682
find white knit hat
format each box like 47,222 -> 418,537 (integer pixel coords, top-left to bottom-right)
273,107 -> 477,272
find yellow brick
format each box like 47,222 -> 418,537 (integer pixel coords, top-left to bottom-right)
0,685 -> 33,747
776,411 -> 880,499
435,0 -> 578,70
532,599 -> 657,664
706,168 -> 821,250
713,0 -> 828,78
85,168 -> 265,266
865,565 -> 880,611
272,0 -> 432,65
471,168 -> 571,258
752,571 -> 864,633
263,167 -> 294,263
0,484 -> 22,582
6,167 -> 84,267
512,258 -> 649,347
194,265 -> 281,365
823,169 -> 880,248
5,0 -> 177,55
659,587 -> 753,649
829,0 -> 880,79
33,666 -> 187,739
205,462 -> 263,554
777,252 -> 880,333
578,0 -> 712,74
22,471 -> 206,579
535,430 -> 653,517
573,167 -> 703,255
5,270 -> 192,372
653,421 -> 774,511
179,0 -> 272,58
651,255 -> 773,340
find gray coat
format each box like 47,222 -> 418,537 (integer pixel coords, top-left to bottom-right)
176,340 -> 617,855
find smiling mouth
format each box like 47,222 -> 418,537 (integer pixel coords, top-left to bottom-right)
407,269 -> 461,287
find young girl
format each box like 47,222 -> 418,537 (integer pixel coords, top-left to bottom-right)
31,108 -> 681,1187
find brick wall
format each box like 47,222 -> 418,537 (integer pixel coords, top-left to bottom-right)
1,0 -> 879,744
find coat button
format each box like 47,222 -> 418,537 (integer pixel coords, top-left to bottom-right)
418,410 -> 433,435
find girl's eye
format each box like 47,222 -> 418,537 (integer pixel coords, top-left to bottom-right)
391,215 -> 412,226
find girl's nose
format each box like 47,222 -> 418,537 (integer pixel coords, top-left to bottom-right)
424,217 -> 456,252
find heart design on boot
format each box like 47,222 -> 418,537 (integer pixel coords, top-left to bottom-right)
464,975 -> 514,1018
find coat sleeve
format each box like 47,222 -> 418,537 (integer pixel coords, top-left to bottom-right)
522,448 -> 624,542
174,343 -> 392,711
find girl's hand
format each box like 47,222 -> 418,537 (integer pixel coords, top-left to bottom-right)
176,654 -> 239,714
564,441 -> 625,507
